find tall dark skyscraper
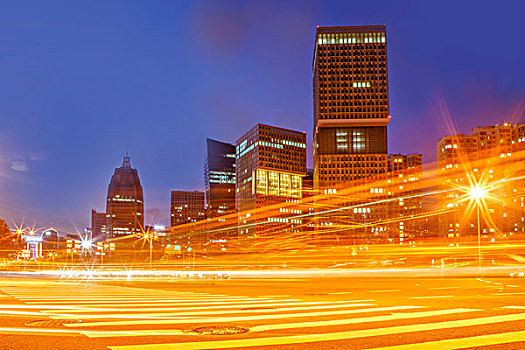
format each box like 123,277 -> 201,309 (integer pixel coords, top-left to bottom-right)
313,25 -> 390,189
204,138 -> 236,218
106,154 -> 144,238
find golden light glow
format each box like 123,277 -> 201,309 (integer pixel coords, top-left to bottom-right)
468,184 -> 487,202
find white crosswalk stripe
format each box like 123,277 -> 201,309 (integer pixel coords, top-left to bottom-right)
1,280 -> 525,349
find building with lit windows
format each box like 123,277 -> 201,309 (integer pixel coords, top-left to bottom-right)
387,153 -> 424,240
437,122 -> 525,238
204,138 -> 236,218
170,191 -> 205,227
313,25 -> 390,188
90,209 -> 108,238
106,154 -> 144,238
236,124 -> 306,237
312,25 -> 398,241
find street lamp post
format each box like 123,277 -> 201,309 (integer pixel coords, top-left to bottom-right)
144,234 -> 153,269
469,183 -> 486,277
149,239 -> 153,270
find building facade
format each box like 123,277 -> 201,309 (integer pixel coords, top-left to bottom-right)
313,25 -> 390,189
170,190 -> 205,227
106,154 -> 144,238
437,122 -> 525,238
387,153 -> 424,240
204,138 -> 236,218
90,209 -> 108,238
311,25 -> 399,241
236,124 -> 307,237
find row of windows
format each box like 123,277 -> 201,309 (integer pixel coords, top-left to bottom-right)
319,100 -> 388,106
318,113 -> 388,119
318,51 -> 386,58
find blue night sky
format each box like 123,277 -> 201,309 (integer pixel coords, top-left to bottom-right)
0,0 -> 523,231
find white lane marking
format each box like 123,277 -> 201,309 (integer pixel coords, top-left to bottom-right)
25,298 -> 284,305
506,285 -> 519,288
65,306 -> 422,328
106,312 -> 525,350
409,296 -> 454,300
367,329 -> 525,349
14,295 -> 237,300
369,290 -> 401,293
493,292 -> 525,296
83,309 -> 478,338
328,291 -> 353,295
251,308 -> 478,332
46,303 -> 377,320
43,300 -> 360,313
428,287 -> 460,290
508,254 -> 525,263
501,306 -> 525,309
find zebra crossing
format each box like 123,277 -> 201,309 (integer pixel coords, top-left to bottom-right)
0,279 -> 524,349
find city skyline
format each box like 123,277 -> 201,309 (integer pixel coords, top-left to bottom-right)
0,1 -> 524,231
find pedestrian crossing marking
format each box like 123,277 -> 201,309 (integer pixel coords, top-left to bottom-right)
106,312 -> 525,350
80,308 -> 477,338
65,305 -> 412,327
2,279 -> 525,350
368,329 -> 525,349
44,302 -> 376,320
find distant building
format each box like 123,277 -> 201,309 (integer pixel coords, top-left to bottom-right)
204,138 -> 236,218
170,190 -> 205,226
90,209 -> 108,238
236,124 -> 306,237
437,122 -> 525,237
106,154 -> 144,238
387,153 -> 424,240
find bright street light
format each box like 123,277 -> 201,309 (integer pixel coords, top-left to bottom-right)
469,184 -> 487,202
81,239 -> 93,251
468,182 -> 488,277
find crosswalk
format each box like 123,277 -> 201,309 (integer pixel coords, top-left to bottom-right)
0,280 -> 525,349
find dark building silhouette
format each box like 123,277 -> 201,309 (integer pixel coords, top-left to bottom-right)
90,209 -> 108,238
106,154 -> 144,238
204,138 -> 236,218
170,191 -> 205,226
313,25 -> 390,189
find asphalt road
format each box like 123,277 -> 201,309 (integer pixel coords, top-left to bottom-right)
0,275 -> 525,349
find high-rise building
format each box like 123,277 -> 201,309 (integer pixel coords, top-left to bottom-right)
204,138 -> 236,218
313,25 -> 390,189
437,122 -> 525,237
170,191 -> 205,227
312,25 -> 394,241
236,124 -> 306,236
106,154 -> 144,238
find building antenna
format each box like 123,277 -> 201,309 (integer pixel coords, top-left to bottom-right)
122,149 -> 131,168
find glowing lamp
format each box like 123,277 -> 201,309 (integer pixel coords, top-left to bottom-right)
469,184 -> 487,201
81,240 -> 93,250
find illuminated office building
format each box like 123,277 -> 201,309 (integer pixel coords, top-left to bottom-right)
312,25 -> 395,240
236,124 -> 306,236
106,154 -> 144,238
313,25 -> 390,189
170,190 -> 205,227
204,138 -> 236,218
437,122 -> 525,237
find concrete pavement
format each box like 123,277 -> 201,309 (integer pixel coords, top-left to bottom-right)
0,276 -> 525,348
